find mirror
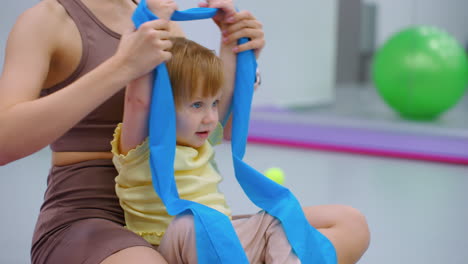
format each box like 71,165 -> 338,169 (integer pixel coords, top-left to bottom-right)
244,0 -> 468,165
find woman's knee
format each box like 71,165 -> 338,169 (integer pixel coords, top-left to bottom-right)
304,204 -> 370,264
335,205 -> 370,243
336,206 -> 370,263
331,205 -> 368,227
304,204 -> 369,230
311,204 -> 370,243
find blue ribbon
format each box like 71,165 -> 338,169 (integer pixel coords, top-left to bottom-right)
132,1 -> 337,263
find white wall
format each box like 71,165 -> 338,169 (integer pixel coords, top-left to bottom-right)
3,1 -> 468,107
0,0 -> 338,108
365,0 -> 468,46
179,0 -> 338,107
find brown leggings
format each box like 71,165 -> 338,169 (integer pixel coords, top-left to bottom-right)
31,159 -> 298,264
31,159 -> 151,264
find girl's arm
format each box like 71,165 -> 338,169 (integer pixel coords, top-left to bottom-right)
119,73 -> 153,155
221,12 -> 265,138
118,0 -> 178,155
0,2 -> 173,165
198,0 -> 237,123
218,32 -> 238,124
199,1 -> 265,125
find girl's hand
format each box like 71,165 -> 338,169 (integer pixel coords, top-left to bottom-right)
220,10 -> 265,59
199,1 -> 265,58
198,0 -> 236,27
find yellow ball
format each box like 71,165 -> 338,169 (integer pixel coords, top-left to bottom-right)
264,167 -> 285,185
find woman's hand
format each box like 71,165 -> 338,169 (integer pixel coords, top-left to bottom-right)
221,10 -> 265,59
113,0 -> 177,80
115,20 -> 172,80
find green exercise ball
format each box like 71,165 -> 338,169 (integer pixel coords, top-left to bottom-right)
372,26 -> 468,120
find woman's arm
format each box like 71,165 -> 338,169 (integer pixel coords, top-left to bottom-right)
0,1 -> 173,165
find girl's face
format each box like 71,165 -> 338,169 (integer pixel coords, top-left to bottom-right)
176,91 -> 221,148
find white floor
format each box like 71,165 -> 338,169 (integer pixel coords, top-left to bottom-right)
1,140 -> 467,264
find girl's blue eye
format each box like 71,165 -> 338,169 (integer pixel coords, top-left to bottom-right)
191,102 -> 203,109
212,100 -> 219,107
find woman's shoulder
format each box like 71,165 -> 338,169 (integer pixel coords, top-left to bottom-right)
7,0 -> 79,75
14,0 -> 70,36
2,0 -> 78,99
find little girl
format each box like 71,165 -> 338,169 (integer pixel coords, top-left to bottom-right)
111,36 -> 299,263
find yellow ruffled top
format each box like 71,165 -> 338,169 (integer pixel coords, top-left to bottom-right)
111,123 -> 231,245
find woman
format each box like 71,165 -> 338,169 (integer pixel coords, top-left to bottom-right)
0,0 -> 369,263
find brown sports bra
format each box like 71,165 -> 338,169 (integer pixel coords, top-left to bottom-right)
40,0 -> 129,152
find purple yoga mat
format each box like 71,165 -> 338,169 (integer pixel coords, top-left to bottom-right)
247,107 -> 468,165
